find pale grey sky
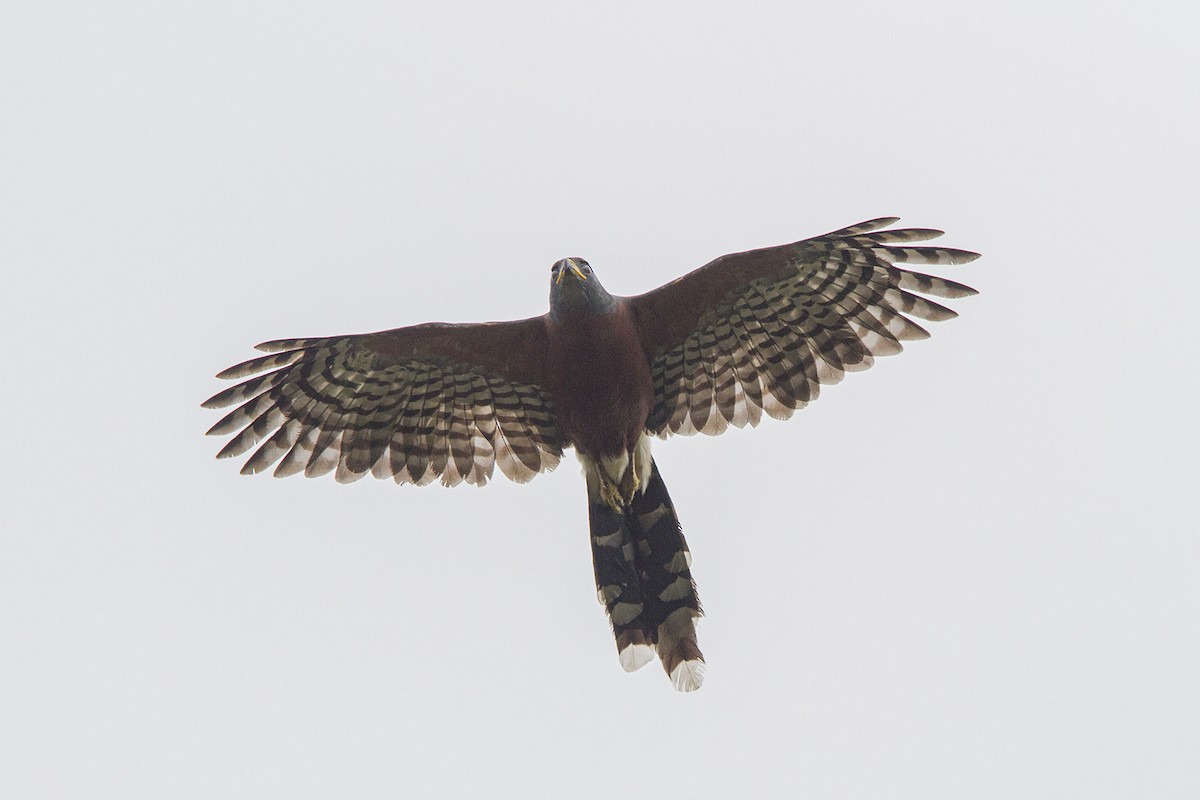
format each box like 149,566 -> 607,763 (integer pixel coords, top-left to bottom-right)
3,2 -> 1197,798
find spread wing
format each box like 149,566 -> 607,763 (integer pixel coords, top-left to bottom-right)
629,218 -> 980,437
202,318 -> 564,486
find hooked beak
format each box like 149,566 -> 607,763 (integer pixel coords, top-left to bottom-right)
556,258 -> 588,285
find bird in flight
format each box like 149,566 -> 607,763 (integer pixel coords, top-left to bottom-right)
204,217 -> 979,691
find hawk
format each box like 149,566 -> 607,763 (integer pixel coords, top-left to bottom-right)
203,217 -> 979,691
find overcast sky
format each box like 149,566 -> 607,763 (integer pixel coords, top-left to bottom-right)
3,2 -> 1197,798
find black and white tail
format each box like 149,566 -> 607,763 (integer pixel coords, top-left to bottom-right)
589,460 -> 704,691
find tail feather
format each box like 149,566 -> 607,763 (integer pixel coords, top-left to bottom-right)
630,461 -> 704,691
616,630 -> 656,672
659,608 -> 706,692
588,500 -> 652,668
588,458 -> 705,690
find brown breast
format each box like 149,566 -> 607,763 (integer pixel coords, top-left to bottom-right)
545,300 -> 654,459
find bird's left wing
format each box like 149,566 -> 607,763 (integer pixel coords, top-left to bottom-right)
628,218 -> 980,437
203,318 -> 564,486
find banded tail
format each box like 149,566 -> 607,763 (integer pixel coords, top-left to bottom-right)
589,459 -> 704,691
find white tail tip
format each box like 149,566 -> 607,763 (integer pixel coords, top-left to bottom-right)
669,659 -> 706,692
619,643 -> 656,672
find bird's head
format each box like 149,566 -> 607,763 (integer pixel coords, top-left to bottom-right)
549,257 -> 616,318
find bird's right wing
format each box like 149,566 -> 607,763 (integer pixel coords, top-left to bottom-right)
628,218 -> 980,437
202,318 -> 564,486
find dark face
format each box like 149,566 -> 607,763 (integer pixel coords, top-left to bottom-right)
550,257 -> 593,286
548,257 -> 615,318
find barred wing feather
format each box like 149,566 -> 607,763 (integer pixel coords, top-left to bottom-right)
632,218 -> 979,437
203,320 -> 564,486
